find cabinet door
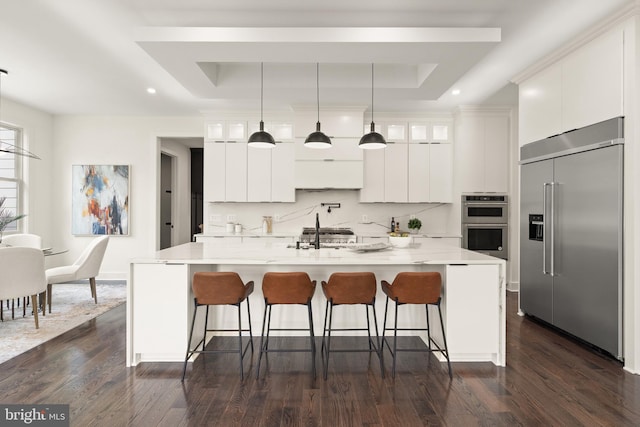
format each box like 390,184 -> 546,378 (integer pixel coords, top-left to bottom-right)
203,141 -> 225,201
225,142 -> 247,202
484,116 -> 509,193
519,63 -> 562,145
384,143 -> 408,202
247,146 -> 272,202
561,29 -> 623,132
272,142 -> 295,202
360,148 -> 385,202
408,143 -> 430,202
429,143 -> 453,202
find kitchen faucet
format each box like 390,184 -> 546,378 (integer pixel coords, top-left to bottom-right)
314,212 -> 320,249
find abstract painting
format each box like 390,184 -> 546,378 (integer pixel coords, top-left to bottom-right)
72,165 -> 129,236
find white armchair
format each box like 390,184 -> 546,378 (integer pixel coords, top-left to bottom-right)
0,247 -> 47,328
2,233 -> 42,249
46,235 -> 109,313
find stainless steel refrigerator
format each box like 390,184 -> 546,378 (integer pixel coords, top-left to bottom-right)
520,116 -> 623,360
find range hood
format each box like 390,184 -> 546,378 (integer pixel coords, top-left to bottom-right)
293,109 -> 365,189
295,158 -> 363,189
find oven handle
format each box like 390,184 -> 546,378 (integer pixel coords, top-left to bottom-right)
462,201 -> 508,206
462,223 -> 507,228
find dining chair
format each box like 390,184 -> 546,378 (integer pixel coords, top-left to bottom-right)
2,233 -> 42,249
0,247 -> 47,328
1,233 -> 42,313
45,235 -> 109,313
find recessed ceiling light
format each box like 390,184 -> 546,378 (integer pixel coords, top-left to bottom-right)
451,89 -> 461,96
147,87 -> 156,94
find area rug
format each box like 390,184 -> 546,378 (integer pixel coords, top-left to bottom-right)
0,281 -> 126,365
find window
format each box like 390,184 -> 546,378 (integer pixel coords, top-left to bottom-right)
0,124 -> 23,232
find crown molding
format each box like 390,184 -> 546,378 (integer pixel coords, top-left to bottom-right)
511,3 -> 640,84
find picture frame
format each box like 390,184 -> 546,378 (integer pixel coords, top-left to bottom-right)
71,165 -> 129,236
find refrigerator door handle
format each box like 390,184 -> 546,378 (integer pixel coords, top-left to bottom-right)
543,183 -> 551,275
549,182 -> 556,276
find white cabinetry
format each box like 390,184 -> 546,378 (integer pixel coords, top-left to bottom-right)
206,121 -> 247,141
519,27 -> 623,145
225,142 -> 248,202
205,119 -> 295,203
248,142 -> 295,202
360,135 -> 453,203
203,141 -> 226,202
294,110 -> 365,189
455,111 -> 510,194
202,139 -> 249,202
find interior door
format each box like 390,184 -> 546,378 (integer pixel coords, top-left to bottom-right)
519,159 -> 553,323
160,153 -> 173,249
552,145 -> 622,357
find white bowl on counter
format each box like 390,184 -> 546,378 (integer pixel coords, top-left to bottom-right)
388,235 -> 412,248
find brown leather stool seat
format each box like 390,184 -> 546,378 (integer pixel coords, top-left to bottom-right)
381,272 -> 452,379
256,272 -> 317,378
321,272 -> 384,379
181,272 -> 254,381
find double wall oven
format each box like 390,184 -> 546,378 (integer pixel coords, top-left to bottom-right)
462,194 -> 508,260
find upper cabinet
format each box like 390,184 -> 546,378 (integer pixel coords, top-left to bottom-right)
360,118 -> 453,203
519,27 -> 624,145
455,111 -> 510,194
206,121 -> 247,142
204,120 -> 295,202
294,110 -> 362,138
294,109 -> 365,189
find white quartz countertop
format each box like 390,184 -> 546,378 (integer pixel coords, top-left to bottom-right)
132,242 -> 503,266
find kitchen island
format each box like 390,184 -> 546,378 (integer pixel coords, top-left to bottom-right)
127,241 -> 506,368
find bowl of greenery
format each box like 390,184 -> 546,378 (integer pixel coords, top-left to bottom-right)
408,218 -> 422,233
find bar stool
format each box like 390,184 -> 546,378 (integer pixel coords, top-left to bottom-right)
381,272 -> 452,379
181,272 -> 254,381
321,272 -> 384,379
256,272 -> 317,379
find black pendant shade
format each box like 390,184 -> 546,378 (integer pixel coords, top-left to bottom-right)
248,120 -> 276,148
305,63 -> 332,149
359,63 -> 386,150
305,121 -> 332,149
248,63 -> 275,148
359,122 -> 387,149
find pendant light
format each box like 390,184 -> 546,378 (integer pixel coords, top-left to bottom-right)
359,63 -> 386,149
304,63 -> 332,149
0,69 -> 40,159
248,62 -> 275,148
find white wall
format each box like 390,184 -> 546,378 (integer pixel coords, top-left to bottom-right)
50,116 -> 203,279
2,98 -> 54,257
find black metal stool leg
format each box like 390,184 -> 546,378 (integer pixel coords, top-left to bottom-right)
323,301 -> 334,380
370,302 -> 384,378
237,303 -> 245,380
392,300 -> 399,378
307,301 -> 317,379
256,302 -> 270,379
437,303 -> 453,380
182,301 -> 199,381
247,296 -> 254,352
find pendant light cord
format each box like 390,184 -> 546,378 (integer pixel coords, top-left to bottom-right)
260,62 -> 264,122
316,63 -> 320,123
371,63 -> 374,124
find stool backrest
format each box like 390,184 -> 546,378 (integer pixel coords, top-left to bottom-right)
391,272 -> 442,304
323,272 -> 377,304
262,272 -> 316,304
192,272 -> 248,305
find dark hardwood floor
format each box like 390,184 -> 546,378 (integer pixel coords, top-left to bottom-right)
1,292 -> 639,426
